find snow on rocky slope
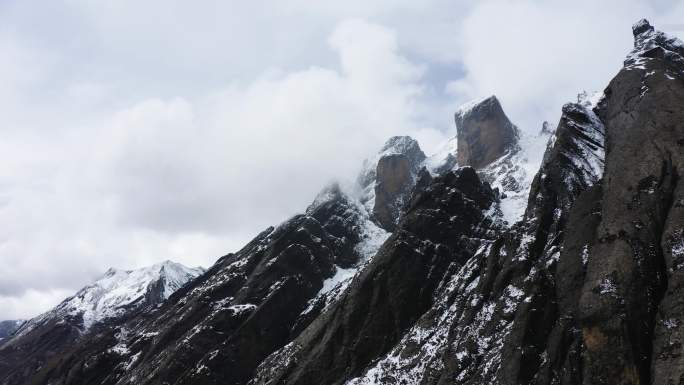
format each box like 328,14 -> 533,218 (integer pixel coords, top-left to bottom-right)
300,183 -> 390,315
12,261 -> 204,337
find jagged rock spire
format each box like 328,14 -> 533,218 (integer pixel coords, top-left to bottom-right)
358,136 -> 426,231
626,18 -> 684,68
454,95 -> 519,169
632,18 -> 653,37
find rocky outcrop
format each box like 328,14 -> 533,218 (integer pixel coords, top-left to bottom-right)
249,94 -> 606,383
452,95 -> 531,224
577,19 -> 684,385
359,136 -> 426,231
490,97 -> 606,385
249,20 -> 676,385
455,95 -> 519,170
373,153 -> 415,230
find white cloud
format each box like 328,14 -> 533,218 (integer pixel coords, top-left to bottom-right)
101,19 -> 442,234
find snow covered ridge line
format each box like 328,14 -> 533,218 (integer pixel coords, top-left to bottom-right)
628,18 -> 684,65
13,260 -> 204,337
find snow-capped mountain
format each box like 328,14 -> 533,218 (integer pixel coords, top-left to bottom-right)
13,260 -> 204,338
0,261 -> 203,383
1,18 -> 683,385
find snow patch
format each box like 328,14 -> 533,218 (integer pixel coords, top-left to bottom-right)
672,237 -> 684,258
227,304 -> 257,315
581,245 -> 590,266
598,277 -> 617,295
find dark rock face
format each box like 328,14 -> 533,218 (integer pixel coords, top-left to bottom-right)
455,95 -> 520,170
373,153 -> 415,230
357,136 -> 426,189
0,318 -> 84,385
249,98 -> 604,383
488,98 -> 605,385
525,101 -> 605,220
577,19 -> 684,385
359,136 -> 426,231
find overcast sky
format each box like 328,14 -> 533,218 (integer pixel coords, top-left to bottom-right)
1,0 -> 683,320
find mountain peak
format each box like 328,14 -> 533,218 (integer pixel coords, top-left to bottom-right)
454,95 -> 498,117
626,18 -> 684,68
356,136 -> 425,190
632,18 -> 653,37
379,135 -> 422,156
13,261 -> 204,336
307,182 -> 346,213
454,95 -> 519,169
357,136 -> 427,231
